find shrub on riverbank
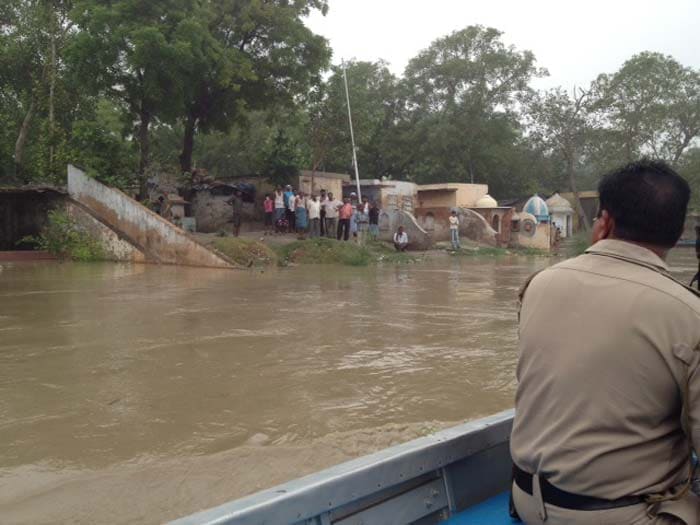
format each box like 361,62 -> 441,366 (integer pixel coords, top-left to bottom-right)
364,240 -> 417,264
23,209 -> 104,261
275,238 -> 416,267
212,237 -> 277,267
447,244 -> 550,257
275,238 -> 372,266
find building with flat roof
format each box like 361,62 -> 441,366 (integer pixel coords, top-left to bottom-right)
416,183 -> 489,209
342,179 -> 418,213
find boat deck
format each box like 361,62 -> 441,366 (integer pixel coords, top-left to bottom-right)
442,492 -> 516,525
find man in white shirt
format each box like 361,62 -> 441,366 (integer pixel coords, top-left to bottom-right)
308,195 -> 322,238
324,192 -> 342,238
393,226 -> 408,251
274,187 -> 286,222
449,210 -> 460,250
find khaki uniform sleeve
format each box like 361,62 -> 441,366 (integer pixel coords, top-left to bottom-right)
517,270 -> 543,323
674,340 -> 700,455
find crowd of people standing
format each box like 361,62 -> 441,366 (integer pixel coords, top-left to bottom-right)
263,185 -> 382,244
229,184 -> 475,253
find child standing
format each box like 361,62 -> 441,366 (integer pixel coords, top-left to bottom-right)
263,194 -> 274,235
449,210 -> 460,250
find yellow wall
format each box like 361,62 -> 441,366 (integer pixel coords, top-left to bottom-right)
455,185 -> 488,207
417,184 -> 489,209
418,190 -> 457,208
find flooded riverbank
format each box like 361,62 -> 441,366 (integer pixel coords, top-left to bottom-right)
0,248 -> 696,524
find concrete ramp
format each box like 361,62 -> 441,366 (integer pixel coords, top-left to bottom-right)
67,165 -> 235,269
378,209 -> 433,250
457,208 -> 498,247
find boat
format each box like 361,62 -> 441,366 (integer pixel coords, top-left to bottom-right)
170,410 -> 515,525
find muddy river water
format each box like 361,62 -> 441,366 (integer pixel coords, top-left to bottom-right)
0,249 -> 697,524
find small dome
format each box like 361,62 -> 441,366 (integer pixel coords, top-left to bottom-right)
546,193 -> 573,214
475,194 -> 498,208
524,195 -> 550,222
518,211 -> 537,223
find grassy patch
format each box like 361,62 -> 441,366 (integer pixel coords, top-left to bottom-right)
365,240 -> 417,264
512,247 -> 551,257
273,238 -> 416,267
445,243 -> 551,258
448,245 -> 510,257
212,237 -> 278,267
21,209 -> 105,262
274,237 -> 372,266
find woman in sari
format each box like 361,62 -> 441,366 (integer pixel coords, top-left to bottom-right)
295,192 -> 308,237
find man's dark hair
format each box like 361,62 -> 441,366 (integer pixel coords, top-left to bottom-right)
598,159 -> 690,248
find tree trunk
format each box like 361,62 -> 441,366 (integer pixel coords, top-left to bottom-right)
49,31 -> 56,173
138,106 -> 151,200
672,130 -> 694,165
179,114 -> 196,175
14,97 -> 36,181
567,153 -> 589,232
311,158 -> 320,194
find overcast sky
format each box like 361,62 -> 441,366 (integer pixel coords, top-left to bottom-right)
305,0 -> 700,90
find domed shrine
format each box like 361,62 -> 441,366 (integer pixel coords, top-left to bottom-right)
546,193 -> 574,238
474,194 -> 498,208
523,195 -> 550,223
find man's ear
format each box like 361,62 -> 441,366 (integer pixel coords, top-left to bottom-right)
592,210 -> 615,243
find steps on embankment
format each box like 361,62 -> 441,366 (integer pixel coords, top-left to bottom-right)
67,165 -> 236,269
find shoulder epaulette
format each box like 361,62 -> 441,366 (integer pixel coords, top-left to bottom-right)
587,251 -> 700,300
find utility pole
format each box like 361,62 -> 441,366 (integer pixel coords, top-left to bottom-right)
342,62 -> 362,201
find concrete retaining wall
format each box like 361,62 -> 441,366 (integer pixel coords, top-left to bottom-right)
66,201 -> 147,263
67,165 -> 234,268
414,207 -> 498,246
377,209 -> 432,250
514,222 -> 551,251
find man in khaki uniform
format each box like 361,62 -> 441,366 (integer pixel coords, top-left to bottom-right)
511,160 -> 700,524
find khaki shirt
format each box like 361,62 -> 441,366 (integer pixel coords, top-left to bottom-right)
511,239 -> 700,499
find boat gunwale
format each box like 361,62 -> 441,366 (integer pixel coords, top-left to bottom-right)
169,409 -> 514,525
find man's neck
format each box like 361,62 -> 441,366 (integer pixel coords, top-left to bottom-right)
608,236 -> 668,260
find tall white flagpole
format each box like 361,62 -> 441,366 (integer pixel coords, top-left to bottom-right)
342,62 -> 362,201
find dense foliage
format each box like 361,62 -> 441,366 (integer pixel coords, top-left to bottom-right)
1,2 -> 699,211
23,209 -> 104,261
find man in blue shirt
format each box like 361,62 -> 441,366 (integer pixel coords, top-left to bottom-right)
284,185 -> 295,232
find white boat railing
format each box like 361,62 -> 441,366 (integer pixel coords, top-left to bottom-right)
169,410 -> 514,525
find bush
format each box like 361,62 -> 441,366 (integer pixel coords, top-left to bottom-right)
274,238 -> 418,266
212,237 -> 278,267
275,237 -> 373,266
365,240 -> 417,264
449,245 -> 509,257
24,209 -> 105,261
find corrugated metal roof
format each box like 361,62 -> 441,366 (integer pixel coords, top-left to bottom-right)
0,185 -> 67,194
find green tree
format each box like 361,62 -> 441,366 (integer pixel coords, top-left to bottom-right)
678,147 -> 700,212
0,0 -> 75,182
177,0 -> 330,176
308,60 -> 401,178
594,52 -> 700,164
69,0 -> 205,197
526,87 -> 596,229
400,26 -> 546,195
